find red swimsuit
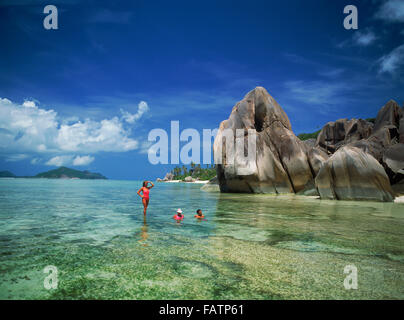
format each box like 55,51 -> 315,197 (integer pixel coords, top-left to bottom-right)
143,187 -> 150,200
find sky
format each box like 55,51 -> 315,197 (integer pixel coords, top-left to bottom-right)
0,0 -> 403,180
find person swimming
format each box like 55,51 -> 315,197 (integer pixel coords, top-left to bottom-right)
194,209 -> 205,219
173,208 -> 184,223
137,181 -> 154,215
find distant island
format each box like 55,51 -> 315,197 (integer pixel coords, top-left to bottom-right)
0,170 -> 16,178
0,167 -> 107,180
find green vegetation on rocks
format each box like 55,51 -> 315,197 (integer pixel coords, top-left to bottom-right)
297,129 -> 321,141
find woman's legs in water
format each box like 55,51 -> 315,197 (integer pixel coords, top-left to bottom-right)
142,198 -> 149,215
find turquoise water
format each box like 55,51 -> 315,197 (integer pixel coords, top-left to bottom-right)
0,178 -> 403,299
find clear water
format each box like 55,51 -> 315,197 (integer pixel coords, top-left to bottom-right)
0,179 -> 403,299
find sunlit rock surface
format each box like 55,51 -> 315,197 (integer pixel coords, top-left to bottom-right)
315,146 -> 394,202
214,87 -> 313,194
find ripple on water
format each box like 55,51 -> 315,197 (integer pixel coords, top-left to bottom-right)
274,240 -> 367,255
85,272 -> 117,280
217,225 -> 270,242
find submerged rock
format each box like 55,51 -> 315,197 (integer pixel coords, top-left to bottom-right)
201,176 -> 220,192
315,146 -> 394,202
214,87 -> 313,194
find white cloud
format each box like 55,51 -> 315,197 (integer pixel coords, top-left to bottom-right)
378,44 -> 404,74
376,0 -> 404,23
121,101 -> 149,124
5,154 -> 29,162
22,100 -> 37,108
139,141 -> 153,154
45,155 -> 95,167
337,30 -> 377,48
284,80 -> 350,105
0,97 -> 148,164
352,31 -> 377,46
72,155 -> 94,166
56,117 -> 139,152
46,155 -> 73,167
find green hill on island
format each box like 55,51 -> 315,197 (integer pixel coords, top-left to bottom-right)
35,167 -> 107,179
0,170 -> 16,178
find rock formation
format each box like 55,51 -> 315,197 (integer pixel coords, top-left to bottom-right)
163,172 -> 174,181
316,118 -> 373,154
383,144 -> 404,184
184,176 -> 195,182
315,146 -> 394,202
214,87 -> 403,202
214,87 -> 314,194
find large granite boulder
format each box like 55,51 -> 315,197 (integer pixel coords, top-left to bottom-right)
316,118 -> 373,154
184,176 -> 195,182
373,100 -> 402,132
214,87 -> 314,194
302,138 -> 316,149
307,147 -> 329,177
383,144 -> 404,184
350,100 -> 402,163
399,117 -> 404,144
315,146 -> 394,202
164,172 -> 174,181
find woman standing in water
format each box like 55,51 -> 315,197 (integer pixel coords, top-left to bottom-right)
137,181 -> 154,215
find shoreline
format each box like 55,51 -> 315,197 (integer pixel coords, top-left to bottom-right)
394,196 -> 404,204
160,180 -> 209,184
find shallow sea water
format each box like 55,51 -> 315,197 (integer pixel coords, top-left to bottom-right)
0,179 -> 403,299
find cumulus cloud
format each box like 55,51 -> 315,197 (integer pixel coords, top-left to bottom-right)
376,0 -> 404,23
121,101 -> 149,124
0,97 -> 148,165
46,155 -> 73,167
72,155 -> 95,166
378,44 -> 404,74
45,155 -> 95,167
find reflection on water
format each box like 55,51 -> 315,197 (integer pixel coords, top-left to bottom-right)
137,216 -> 148,247
0,179 -> 403,299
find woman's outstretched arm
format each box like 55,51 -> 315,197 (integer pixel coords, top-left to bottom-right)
148,181 -> 154,189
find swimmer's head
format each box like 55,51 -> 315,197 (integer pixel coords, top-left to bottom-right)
143,181 -> 148,187
196,209 -> 202,216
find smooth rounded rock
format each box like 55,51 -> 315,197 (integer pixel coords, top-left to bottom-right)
315,146 -> 394,202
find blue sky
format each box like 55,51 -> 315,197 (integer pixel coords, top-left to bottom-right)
0,0 -> 403,179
